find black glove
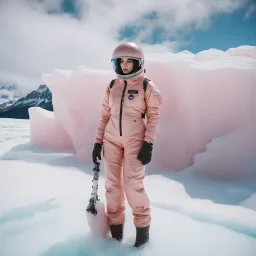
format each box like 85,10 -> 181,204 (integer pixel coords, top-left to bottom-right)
137,141 -> 153,165
92,143 -> 102,163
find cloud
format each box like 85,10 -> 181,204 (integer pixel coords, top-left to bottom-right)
0,0 -> 251,95
244,3 -> 256,19
35,0 -> 63,13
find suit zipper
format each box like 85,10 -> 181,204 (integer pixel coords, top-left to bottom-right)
119,80 -> 127,136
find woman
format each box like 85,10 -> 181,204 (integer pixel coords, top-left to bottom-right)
92,42 -> 162,247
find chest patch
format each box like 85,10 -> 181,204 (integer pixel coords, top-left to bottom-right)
128,95 -> 134,100
128,90 -> 138,94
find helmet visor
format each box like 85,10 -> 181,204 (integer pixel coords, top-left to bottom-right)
111,57 -> 143,75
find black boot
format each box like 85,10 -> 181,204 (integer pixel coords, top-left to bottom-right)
134,225 -> 150,247
110,224 -> 124,241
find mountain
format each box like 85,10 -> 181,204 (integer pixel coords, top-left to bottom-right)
0,84 -> 53,119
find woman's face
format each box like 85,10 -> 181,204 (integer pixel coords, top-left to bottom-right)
120,58 -> 134,74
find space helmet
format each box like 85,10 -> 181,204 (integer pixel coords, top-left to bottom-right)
111,42 -> 144,79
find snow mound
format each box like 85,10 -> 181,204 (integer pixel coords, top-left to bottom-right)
29,46 -> 256,181
226,45 -> 256,58
194,48 -> 227,61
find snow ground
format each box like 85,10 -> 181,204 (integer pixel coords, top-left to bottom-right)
0,119 -> 256,256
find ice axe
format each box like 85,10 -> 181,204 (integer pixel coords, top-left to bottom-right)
86,161 -> 100,215
86,161 -> 109,238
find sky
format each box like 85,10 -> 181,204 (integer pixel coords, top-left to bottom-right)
0,0 -> 255,94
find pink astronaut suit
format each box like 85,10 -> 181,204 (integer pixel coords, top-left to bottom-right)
93,42 -> 162,247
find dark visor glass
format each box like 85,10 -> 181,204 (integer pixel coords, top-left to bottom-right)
111,57 -> 142,75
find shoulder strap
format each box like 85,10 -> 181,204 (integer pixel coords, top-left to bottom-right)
143,78 -> 150,92
110,78 -> 149,90
110,79 -> 116,89
142,78 -> 150,119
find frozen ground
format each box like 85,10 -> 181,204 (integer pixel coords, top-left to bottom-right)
0,119 -> 255,256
